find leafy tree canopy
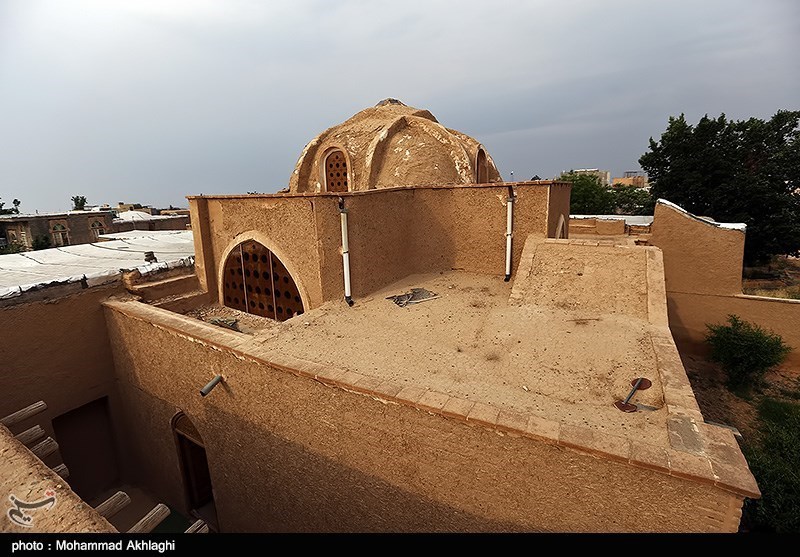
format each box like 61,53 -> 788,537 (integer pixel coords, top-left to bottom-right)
559,172 -> 615,214
0,197 -> 21,215
611,184 -> 655,216
640,111 -> 800,264
71,195 -> 87,211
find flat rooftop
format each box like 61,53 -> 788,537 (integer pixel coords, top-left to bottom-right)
110,237 -> 756,498
266,272 -> 666,443
191,242 -> 671,445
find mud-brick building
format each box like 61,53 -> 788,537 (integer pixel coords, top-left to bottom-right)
0,100 -> 758,534
0,210 -> 115,249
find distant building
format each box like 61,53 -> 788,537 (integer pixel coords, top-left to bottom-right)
0,211 -> 115,249
117,202 -> 155,215
159,208 -> 191,217
612,171 -> 649,189
112,209 -> 190,232
568,168 -> 611,186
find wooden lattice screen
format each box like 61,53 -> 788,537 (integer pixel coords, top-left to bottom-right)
221,240 -> 304,321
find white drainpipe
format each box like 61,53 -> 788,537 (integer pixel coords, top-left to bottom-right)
504,188 -> 515,282
339,198 -> 354,306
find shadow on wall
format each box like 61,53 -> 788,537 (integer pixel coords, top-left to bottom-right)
203,407 -> 524,533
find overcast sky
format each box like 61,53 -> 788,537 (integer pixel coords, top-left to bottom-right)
1,0 -> 798,213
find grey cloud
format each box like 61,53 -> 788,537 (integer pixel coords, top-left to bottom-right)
0,0 -> 797,212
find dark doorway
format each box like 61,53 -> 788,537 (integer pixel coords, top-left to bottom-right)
172,413 -> 218,531
52,397 -> 119,502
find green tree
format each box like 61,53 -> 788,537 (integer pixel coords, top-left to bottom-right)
705,314 -> 790,390
559,172 -> 615,214
0,197 -> 21,215
32,235 -> 51,250
611,184 -> 655,215
0,243 -> 22,255
640,111 -> 800,264
71,195 -> 87,211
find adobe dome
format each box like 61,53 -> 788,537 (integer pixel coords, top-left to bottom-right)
289,99 -> 502,193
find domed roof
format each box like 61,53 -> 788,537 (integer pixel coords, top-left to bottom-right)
289,99 -> 502,193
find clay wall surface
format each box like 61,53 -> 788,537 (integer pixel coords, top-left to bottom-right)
668,292 -> 800,365
546,182 -> 572,238
0,285 -> 122,439
103,299 -> 746,533
650,202 -> 800,364
650,203 -> 744,295
569,217 -> 626,236
188,183 -> 559,308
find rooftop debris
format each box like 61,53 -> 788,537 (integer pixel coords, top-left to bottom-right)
614,377 -> 652,412
386,287 -> 439,308
209,317 -> 239,331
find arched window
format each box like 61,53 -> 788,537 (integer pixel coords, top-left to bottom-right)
90,220 -> 105,241
324,150 -> 349,192
476,148 -> 488,183
51,223 -> 70,246
221,240 -> 304,321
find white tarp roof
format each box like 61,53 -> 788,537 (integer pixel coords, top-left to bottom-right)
0,231 -> 195,299
114,210 -> 182,222
98,230 -> 190,241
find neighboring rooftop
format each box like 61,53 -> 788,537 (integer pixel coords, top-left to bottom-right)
0,210 -> 114,221
0,231 -> 194,298
113,210 -> 186,223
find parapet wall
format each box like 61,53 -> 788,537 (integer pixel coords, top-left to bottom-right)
0,284 -> 121,433
0,425 -> 115,533
103,299 -> 749,533
650,200 -> 800,364
188,182 -> 570,310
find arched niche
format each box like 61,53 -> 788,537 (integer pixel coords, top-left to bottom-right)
221,240 -> 304,321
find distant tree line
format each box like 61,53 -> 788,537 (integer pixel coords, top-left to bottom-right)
561,110 -> 799,265
0,197 -> 20,215
640,110 -> 800,265
560,172 -> 654,216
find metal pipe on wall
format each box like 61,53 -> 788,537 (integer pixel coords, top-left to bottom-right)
338,198 -> 354,306
504,187 -> 515,282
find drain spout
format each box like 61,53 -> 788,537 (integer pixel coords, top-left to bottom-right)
339,197 -> 354,306
504,187 -> 515,282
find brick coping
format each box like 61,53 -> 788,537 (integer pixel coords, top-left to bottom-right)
186,180 -> 569,201
103,296 -> 760,500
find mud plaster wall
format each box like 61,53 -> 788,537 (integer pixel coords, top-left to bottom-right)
650,203 -> 800,365
650,203 -> 744,296
0,285 -> 123,450
568,218 -> 626,236
668,292 -> 800,366
189,184 -> 554,307
545,183 -> 571,238
195,196 -> 326,309
104,300 -> 743,533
